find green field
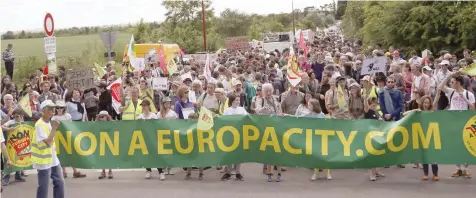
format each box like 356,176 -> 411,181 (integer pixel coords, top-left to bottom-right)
1,33 -> 130,83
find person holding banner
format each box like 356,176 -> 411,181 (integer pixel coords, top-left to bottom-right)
96,111 -> 114,180
1,108 -> 27,185
32,100 -> 64,198
1,127 -> 12,192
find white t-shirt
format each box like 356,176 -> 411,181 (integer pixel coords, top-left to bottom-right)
33,120 -> 60,170
223,106 -> 248,115
52,113 -> 72,121
158,110 -> 178,119
137,113 -> 158,120
444,88 -> 475,110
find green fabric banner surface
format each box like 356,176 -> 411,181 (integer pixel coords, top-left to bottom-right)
4,111 -> 476,173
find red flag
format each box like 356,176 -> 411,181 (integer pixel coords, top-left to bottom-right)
158,47 -> 168,74
298,31 -> 308,63
43,64 -> 48,75
180,48 -> 185,56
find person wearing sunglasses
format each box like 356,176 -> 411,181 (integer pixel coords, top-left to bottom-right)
51,100 -> 74,178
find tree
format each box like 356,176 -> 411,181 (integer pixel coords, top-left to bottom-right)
215,9 -> 251,37
2,31 -> 16,40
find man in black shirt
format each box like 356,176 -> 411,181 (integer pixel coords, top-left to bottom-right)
97,82 -> 112,116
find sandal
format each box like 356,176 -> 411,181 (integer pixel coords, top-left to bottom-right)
73,171 -> 87,178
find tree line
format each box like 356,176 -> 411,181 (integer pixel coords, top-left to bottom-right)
341,1 -> 476,55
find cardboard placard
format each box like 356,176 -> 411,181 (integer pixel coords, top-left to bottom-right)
145,54 -> 158,64
152,77 -> 168,90
66,68 -> 95,90
225,36 -> 249,51
361,56 -> 387,75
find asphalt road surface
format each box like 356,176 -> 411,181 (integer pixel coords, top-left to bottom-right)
2,164 -> 475,198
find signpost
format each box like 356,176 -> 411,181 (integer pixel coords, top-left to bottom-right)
44,13 -> 57,74
100,31 -> 119,61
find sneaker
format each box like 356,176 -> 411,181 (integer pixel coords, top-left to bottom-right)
452,169 -> 463,177
220,166 -> 227,173
276,174 -> 281,182
14,176 -> 25,182
98,172 -> 106,179
73,171 -> 86,178
159,173 -> 166,181
198,173 -> 204,180
145,171 -> 151,179
221,173 -> 231,181
397,164 -> 406,168
423,174 -> 429,180
230,169 -> 237,175
267,174 -> 272,182
311,173 -> 319,181
370,175 -> 376,181
463,170 -> 472,178
185,173 -> 191,180
236,173 -> 244,181
2,176 -> 9,186
326,174 -> 332,180
108,171 -> 113,179
433,175 -> 439,181
376,172 -> 385,177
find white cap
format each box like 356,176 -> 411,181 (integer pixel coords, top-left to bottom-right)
423,66 -> 433,71
439,60 -> 450,66
40,100 -> 56,110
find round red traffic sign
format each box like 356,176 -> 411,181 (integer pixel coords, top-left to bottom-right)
44,13 -> 55,37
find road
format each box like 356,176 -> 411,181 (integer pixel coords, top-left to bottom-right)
2,164 -> 475,198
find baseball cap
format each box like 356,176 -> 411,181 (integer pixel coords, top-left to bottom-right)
361,75 -> 371,82
40,100 -> 57,110
98,111 -> 109,116
423,66 -> 433,71
349,82 -> 360,88
439,60 -> 450,66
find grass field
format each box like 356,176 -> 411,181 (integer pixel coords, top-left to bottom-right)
1,32 -> 131,84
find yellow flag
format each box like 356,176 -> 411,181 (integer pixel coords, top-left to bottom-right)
93,62 -> 107,79
216,48 -> 223,54
337,85 -> 345,109
19,93 -> 32,117
167,58 -> 178,74
460,63 -> 476,76
197,106 -> 214,130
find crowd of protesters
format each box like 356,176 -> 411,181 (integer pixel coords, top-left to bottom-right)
1,28 -> 475,193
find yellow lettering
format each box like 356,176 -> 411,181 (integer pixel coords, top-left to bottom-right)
174,130 -> 194,154
305,129 -> 312,155
157,130 -> 173,154
128,131 -> 148,155
412,123 -> 441,149
365,131 -> 386,155
259,127 -> 281,152
55,131 -> 72,155
74,132 -> 97,156
336,131 -> 357,157
99,132 -> 119,156
387,126 -> 409,152
283,128 -> 302,154
243,125 -> 259,150
315,130 -> 335,156
197,129 -> 215,153
216,126 -> 240,152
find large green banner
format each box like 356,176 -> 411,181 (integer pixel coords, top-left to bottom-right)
4,111 -> 476,173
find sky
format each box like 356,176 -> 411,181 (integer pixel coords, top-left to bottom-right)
0,0 -> 333,33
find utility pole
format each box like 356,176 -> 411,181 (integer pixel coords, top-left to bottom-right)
201,0 -> 207,51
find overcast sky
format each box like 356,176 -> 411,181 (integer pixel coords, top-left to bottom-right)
0,0 -> 333,32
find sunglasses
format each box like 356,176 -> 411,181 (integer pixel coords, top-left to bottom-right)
57,107 -> 65,110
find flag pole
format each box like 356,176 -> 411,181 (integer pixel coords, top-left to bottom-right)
201,0 -> 207,51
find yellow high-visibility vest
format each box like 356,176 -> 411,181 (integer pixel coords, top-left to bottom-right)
122,99 -> 143,120
31,119 -> 53,165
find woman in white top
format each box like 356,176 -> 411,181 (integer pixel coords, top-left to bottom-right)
158,97 -> 178,119
138,100 -> 166,180
221,94 -> 246,181
95,111 -> 114,179
294,92 -> 312,117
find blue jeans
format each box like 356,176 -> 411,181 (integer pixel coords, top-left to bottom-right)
37,165 -> 65,198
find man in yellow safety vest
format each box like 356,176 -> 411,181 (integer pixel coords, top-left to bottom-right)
32,100 -> 64,198
120,87 -> 143,120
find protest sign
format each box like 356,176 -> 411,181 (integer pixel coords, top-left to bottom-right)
66,68 -> 95,89
361,56 -> 387,75
144,54 -> 158,64
4,111 -> 476,174
225,36 -> 249,51
135,58 -> 146,71
152,77 -> 168,90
